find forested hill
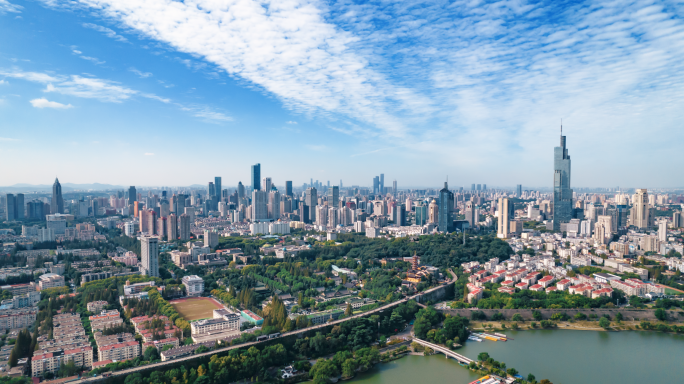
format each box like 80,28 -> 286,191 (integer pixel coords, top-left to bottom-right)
296,233 -> 513,269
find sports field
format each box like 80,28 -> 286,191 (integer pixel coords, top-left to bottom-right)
169,297 -> 224,321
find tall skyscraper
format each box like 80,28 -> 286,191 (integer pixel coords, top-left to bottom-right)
393,180 -> 397,195
380,174 -> 385,194
51,178 -> 64,214
415,201 -> 427,225
285,181 -> 293,197
497,197 -> 514,238
141,236 -> 159,277
208,182 -> 215,198
251,190 -> 268,221
251,163 -> 261,191
14,193 -> 24,220
330,186 -> 339,208
214,177 -> 222,199
428,199 -> 438,224
373,176 -> 379,195
237,182 -> 245,199
4,194 -> 15,221
305,187 -> 317,223
553,127 -> 573,231
516,184 -> 522,197
128,186 -> 137,204
262,177 -> 272,192
471,184 -> 475,190
631,189 -> 650,229
179,213 -> 191,240
438,182 -> 454,232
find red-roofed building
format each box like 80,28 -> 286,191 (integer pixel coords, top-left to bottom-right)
568,283 -> 593,297
497,286 -> 516,295
501,280 -> 515,287
92,360 -> 112,369
98,340 -> 140,362
529,284 -> 544,292
591,287 -> 613,299
556,279 -> 572,291
515,282 -> 529,290
545,286 -> 558,293
467,288 -> 483,303
538,275 -> 555,288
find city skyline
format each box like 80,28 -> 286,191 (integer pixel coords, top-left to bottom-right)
2,1 -> 684,187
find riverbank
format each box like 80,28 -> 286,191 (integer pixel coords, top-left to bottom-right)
347,329 -> 684,383
470,318 -> 684,333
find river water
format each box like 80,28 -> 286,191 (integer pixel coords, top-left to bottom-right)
349,330 -> 684,383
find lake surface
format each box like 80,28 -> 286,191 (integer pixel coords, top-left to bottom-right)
349,330 -> 684,383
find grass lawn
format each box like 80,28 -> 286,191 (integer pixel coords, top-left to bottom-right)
171,298 -> 223,321
664,288 -> 684,296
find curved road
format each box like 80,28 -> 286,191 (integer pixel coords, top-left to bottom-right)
78,271 -> 456,383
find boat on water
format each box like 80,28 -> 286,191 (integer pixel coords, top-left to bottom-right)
468,336 -> 483,342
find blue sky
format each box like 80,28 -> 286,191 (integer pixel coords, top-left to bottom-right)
1,0 -> 683,189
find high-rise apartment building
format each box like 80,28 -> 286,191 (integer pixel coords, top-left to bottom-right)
380,174 -> 385,195
438,182 -> 454,232
497,197 -> 514,238
516,184 -> 522,197
631,189 -> 650,229
141,236 -> 159,277
51,178 -> 64,214
393,180 -> 397,195
553,128 -> 573,231
415,201 -> 428,226
251,164 -> 261,191
179,213 -> 191,240
268,190 -> 281,220
168,213 -> 178,240
285,181 -> 292,197
658,220 -> 667,242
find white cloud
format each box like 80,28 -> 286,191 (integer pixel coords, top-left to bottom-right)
183,106 -> 233,123
82,22 -> 128,42
0,0 -> 22,14
0,80 -> 6,85
286,121 -> 297,125
79,55 -> 106,65
45,76 -> 136,103
0,69 -> 60,83
30,98 -> 73,109
129,67 -> 152,78
144,153 -> 154,156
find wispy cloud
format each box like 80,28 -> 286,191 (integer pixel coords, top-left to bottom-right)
129,67 -> 152,78
286,121 -> 297,125
0,0 -> 21,14
182,105 -> 232,123
0,137 -> 19,142
5,68 -> 230,123
82,22 -> 128,42
30,98 -> 73,109
45,76 -> 136,103
0,79 -> 6,85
